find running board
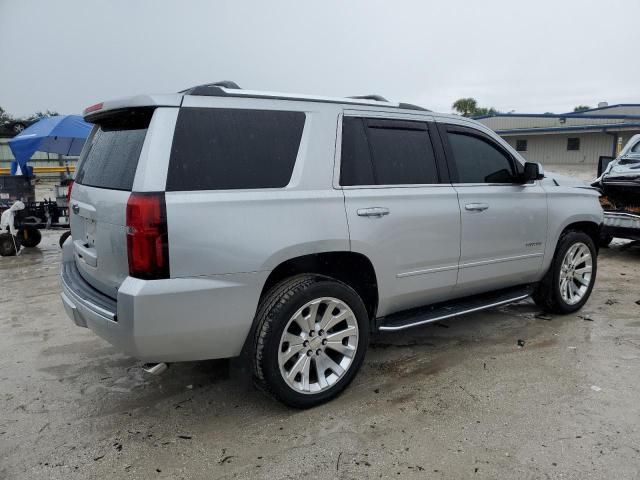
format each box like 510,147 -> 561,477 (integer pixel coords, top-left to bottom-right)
377,285 -> 534,332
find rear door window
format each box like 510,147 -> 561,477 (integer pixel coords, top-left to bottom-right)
340,117 -> 439,186
75,109 -> 152,191
167,108 -> 305,191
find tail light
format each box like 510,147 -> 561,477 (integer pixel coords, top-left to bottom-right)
66,180 -> 74,204
126,192 -> 169,279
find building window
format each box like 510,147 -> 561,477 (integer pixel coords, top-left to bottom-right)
516,139 -> 527,152
567,137 -> 580,151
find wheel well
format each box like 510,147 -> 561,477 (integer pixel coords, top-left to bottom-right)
260,252 -> 379,320
562,221 -> 601,251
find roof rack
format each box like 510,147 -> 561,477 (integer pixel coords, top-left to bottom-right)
179,81 -> 429,111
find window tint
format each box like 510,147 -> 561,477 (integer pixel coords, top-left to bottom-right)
567,137 -> 580,151
631,141 -> 640,153
366,121 -> 438,185
340,117 -> 374,186
167,108 -> 305,191
75,109 -> 153,191
447,132 -> 514,183
340,117 -> 439,185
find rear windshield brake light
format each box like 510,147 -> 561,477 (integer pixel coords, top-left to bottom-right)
83,102 -> 104,115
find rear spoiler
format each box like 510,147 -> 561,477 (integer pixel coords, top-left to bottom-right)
83,94 -> 182,122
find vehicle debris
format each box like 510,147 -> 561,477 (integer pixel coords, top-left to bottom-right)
592,134 -> 640,245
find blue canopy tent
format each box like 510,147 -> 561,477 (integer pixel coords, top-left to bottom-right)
8,115 -> 92,176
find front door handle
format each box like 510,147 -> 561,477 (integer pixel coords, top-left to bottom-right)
357,207 -> 390,218
465,203 -> 489,212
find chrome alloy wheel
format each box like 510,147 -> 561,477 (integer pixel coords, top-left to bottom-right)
278,297 -> 359,394
559,242 -> 593,305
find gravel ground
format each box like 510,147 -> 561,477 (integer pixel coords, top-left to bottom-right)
2,165 -> 639,479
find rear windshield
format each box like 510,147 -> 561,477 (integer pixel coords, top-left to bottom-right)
166,108 -> 305,191
75,109 -> 153,191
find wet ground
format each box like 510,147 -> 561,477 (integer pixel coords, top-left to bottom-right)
1,230 -> 640,479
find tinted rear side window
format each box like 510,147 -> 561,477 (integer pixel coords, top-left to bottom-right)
366,120 -> 438,185
340,117 -> 439,185
75,109 -> 152,191
167,108 -> 305,191
340,117 -> 375,186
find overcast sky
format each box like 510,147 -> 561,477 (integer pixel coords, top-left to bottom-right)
1,0 -> 639,117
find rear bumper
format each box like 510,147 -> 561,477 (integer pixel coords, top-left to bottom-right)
60,260 -> 267,362
603,211 -> 640,241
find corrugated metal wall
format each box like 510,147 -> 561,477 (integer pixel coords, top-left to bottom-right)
504,133 -> 614,166
480,115 -> 637,131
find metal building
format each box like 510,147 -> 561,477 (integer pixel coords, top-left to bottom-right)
475,103 -> 640,166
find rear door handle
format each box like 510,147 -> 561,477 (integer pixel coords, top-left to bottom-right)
357,207 -> 390,218
465,203 -> 489,212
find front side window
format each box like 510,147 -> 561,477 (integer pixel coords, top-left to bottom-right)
167,108 -> 305,191
340,117 -> 439,186
447,131 -> 515,183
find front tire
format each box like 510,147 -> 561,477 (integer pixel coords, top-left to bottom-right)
533,230 -> 597,314
253,275 -> 369,408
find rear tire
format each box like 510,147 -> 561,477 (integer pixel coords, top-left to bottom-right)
533,230 -> 597,314
20,226 -> 41,248
0,233 -> 19,256
253,274 -> 369,408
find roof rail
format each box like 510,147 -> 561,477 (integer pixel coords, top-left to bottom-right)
348,94 -> 389,102
179,82 -> 430,111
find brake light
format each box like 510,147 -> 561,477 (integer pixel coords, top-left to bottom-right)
66,180 -> 74,204
83,102 -> 103,115
126,192 -> 169,279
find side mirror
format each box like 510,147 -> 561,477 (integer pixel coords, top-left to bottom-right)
521,162 -> 544,182
597,156 -> 614,177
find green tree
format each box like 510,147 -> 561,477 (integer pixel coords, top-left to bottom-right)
26,110 -> 59,121
573,105 -> 591,112
452,98 -> 499,117
0,106 -> 14,124
452,98 -> 478,117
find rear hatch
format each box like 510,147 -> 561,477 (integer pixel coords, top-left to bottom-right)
71,108 -> 154,298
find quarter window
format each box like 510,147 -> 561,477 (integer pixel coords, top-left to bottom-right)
167,108 -> 305,191
340,117 -> 439,186
567,137 -> 580,151
447,131 -> 515,183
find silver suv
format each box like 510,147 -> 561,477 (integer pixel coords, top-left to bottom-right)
61,82 -> 603,407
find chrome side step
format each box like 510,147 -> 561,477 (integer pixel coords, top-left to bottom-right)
378,285 -> 534,332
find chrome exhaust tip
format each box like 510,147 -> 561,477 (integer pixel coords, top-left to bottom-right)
142,362 -> 168,375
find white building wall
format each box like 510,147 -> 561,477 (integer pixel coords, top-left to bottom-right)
504,133 -> 614,166
479,115 -> 637,131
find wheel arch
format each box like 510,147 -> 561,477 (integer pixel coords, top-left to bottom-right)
259,251 -> 379,322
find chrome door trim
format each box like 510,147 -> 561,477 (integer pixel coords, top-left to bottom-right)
397,264 -> 458,278
460,252 -> 543,269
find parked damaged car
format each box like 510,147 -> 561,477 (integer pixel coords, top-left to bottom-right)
592,134 -> 640,246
